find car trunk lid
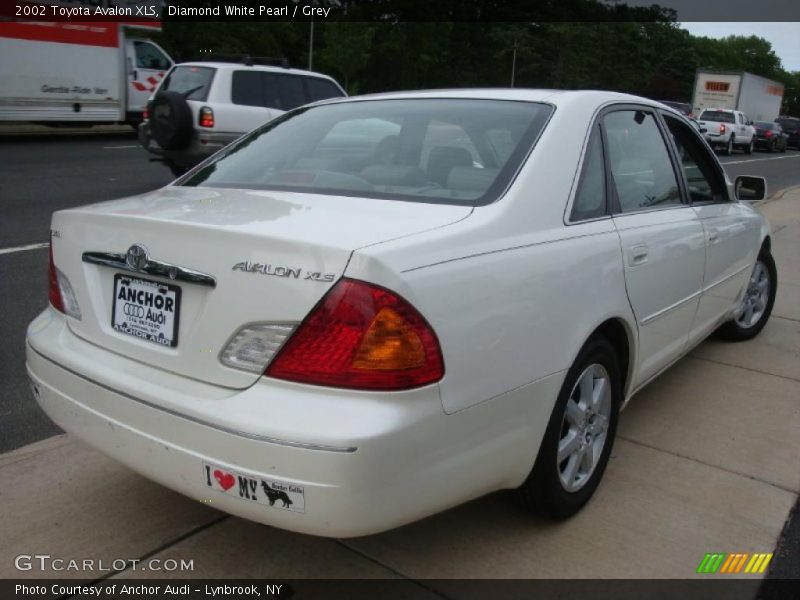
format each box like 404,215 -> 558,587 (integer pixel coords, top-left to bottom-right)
51,186 -> 472,389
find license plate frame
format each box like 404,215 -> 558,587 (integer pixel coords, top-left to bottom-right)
111,274 -> 181,348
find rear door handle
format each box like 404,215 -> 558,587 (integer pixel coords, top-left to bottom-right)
708,231 -> 719,244
628,244 -> 649,266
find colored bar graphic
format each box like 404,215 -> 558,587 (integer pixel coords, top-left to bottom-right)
698,552 -> 773,574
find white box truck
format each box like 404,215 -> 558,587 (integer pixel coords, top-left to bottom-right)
691,69 -> 784,122
0,4 -> 173,126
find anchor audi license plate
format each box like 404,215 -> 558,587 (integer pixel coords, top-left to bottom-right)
111,274 -> 181,347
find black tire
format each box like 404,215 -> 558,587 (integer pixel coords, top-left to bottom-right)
149,91 -> 193,151
768,141 -> 775,153
717,248 -> 777,342
744,138 -> 754,154
517,336 -> 621,519
780,143 -> 787,153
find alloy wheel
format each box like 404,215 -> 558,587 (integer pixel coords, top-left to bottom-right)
735,261 -> 771,328
557,363 -> 612,492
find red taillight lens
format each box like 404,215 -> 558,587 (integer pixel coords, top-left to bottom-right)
765,130 -> 773,138
48,242 -> 64,313
720,123 -> 726,134
199,106 -> 214,128
266,278 -> 444,390
143,107 -> 150,121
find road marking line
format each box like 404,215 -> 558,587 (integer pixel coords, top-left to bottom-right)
102,145 -> 138,149
0,242 -> 48,255
722,155 -> 800,165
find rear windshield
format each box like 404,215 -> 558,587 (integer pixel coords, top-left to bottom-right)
160,66 -> 215,101
231,71 -> 344,111
755,121 -> 775,129
699,110 -> 735,123
181,99 -> 553,206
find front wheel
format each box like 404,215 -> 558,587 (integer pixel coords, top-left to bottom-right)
718,249 -> 777,341
517,336 -> 621,519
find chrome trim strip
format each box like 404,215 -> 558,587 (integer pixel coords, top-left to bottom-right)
701,263 -> 751,294
82,251 -> 216,288
640,290 -> 701,325
30,344 -> 358,454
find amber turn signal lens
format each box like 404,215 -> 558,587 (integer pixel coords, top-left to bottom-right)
352,307 -> 426,371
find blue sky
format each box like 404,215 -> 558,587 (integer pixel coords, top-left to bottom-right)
681,22 -> 800,72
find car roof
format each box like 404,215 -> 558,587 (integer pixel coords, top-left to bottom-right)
175,61 -> 338,82
310,88 -> 669,108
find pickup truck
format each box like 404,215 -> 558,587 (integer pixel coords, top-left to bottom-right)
697,108 -> 755,155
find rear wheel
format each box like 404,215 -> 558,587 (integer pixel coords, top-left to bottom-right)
517,336 -> 621,518
768,141 -> 775,153
744,139 -> 754,154
718,248 -> 777,341
724,136 -> 734,155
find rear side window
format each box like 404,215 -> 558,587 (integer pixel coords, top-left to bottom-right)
604,110 -> 682,213
232,71 -> 344,110
699,110 -> 735,123
160,66 -> 214,101
305,77 -> 344,102
570,124 -> 606,221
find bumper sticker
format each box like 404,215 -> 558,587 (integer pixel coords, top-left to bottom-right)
203,462 -> 305,514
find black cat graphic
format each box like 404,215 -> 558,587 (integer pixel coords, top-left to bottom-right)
261,481 -> 293,508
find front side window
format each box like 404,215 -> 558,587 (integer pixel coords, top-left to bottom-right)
570,124 -> 606,221
604,110 -> 682,213
133,41 -> 171,71
181,99 -> 553,206
663,114 -> 727,203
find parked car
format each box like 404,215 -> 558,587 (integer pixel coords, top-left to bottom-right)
697,108 -> 755,155
775,116 -> 800,149
139,58 -> 346,175
753,121 -> 788,153
30,90 -> 775,537
659,100 -> 692,117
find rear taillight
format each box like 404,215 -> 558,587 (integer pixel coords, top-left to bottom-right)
142,107 -> 149,121
48,243 -> 64,313
48,241 -> 81,319
266,278 -> 444,391
765,130 -> 773,138
199,106 -> 214,128
720,123 -> 726,134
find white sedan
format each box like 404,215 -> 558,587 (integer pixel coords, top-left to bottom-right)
27,90 -> 776,537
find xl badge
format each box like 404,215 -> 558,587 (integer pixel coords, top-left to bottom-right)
125,244 -> 149,271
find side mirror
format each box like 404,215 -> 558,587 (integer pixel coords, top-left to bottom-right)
735,175 -> 767,202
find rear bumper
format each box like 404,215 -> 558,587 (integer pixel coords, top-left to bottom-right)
26,308 -> 556,537
138,121 -> 240,169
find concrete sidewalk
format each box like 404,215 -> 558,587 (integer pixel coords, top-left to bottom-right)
1,192 -> 798,588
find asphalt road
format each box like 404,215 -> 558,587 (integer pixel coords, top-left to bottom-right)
1,133 -> 800,452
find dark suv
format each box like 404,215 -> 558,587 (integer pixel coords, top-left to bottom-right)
775,116 -> 800,149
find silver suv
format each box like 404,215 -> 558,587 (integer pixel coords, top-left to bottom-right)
139,58 -> 346,175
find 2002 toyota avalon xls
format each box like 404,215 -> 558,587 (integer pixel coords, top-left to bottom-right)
27,90 -> 776,537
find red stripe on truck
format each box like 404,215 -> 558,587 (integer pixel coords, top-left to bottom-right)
0,21 -> 119,48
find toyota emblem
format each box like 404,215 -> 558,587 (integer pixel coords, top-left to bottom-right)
125,244 -> 149,271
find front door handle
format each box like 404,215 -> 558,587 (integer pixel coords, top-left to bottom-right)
628,244 -> 649,266
708,231 -> 719,244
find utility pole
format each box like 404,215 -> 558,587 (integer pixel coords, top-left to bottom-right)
308,16 -> 314,70
510,38 -> 517,88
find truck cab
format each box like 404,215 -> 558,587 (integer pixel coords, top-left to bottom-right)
124,38 -> 173,125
